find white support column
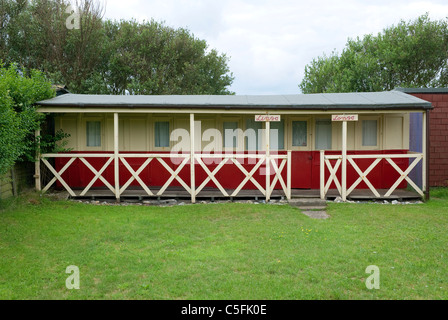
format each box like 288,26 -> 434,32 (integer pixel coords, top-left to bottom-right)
190,113 -> 196,204
114,113 -> 120,201
422,111 -> 427,195
320,150 -> 325,200
341,120 -> 347,201
35,129 -> 41,192
287,150 -> 292,200
265,120 -> 271,202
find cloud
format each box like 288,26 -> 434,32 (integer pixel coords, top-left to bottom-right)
103,0 -> 448,94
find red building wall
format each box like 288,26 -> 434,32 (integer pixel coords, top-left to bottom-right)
409,92 -> 448,187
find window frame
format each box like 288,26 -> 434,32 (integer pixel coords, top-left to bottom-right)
357,115 -> 381,150
244,117 -> 263,152
83,117 -> 103,151
220,117 -> 243,152
222,121 -> 239,150
269,119 -> 286,151
151,116 -> 173,151
314,117 -> 333,151
288,116 -> 311,151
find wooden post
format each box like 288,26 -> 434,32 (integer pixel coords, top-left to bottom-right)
11,167 -> 17,196
320,150 -> 325,200
114,113 -> 120,202
265,120 -> 270,202
287,150 -> 292,200
35,129 -> 41,192
341,121 -> 347,201
190,113 -> 196,204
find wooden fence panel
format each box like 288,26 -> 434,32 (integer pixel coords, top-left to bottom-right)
0,170 -> 13,199
0,163 -> 35,199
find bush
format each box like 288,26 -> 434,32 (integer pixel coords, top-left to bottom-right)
0,63 -> 55,175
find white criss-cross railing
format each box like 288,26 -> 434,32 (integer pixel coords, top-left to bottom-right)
40,153 -> 192,198
194,152 -> 291,200
116,153 -> 192,197
320,151 -> 424,199
39,151 -> 292,202
41,153 -> 114,198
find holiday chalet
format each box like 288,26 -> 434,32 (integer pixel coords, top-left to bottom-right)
34,91 -> 432,203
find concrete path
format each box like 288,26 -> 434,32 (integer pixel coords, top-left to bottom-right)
288,198 -> 330,219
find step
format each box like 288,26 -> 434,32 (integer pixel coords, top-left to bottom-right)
297,205 -> 327,210
288,198 -> 327,208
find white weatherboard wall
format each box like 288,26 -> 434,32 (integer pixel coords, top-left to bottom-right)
55,113 -> 410,152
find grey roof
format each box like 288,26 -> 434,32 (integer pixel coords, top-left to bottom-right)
36,90 -> 432,110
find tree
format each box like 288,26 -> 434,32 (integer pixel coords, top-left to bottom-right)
0,0 -> 28,63
0,0 -> 107,93
0,0 -> 234,95
299,14 -> 448,93
97,19 -> 234,95
0,63 -> 55,175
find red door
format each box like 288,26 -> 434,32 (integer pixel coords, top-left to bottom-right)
291,151 -> 313,189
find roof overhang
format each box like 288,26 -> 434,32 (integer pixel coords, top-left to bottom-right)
35,91 -> 433,113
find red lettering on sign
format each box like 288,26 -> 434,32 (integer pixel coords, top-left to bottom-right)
331,114 -> 358,121
255,115 -> 281,122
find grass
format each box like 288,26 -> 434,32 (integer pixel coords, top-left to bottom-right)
0,190 -> 448,300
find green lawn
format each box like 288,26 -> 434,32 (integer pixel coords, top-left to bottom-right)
1,190 -> 447,300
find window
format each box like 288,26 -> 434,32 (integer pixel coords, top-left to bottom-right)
86,121 -> 101,147
315,119 -> 332,150
223,121 -> 238,148
245,119 -> 262,151
270,120 -> 284,150
155,121 -> 170,148
362,120 -> 378,146
292,121 -> 307,147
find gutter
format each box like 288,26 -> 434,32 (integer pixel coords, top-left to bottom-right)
34,102 -> 433,111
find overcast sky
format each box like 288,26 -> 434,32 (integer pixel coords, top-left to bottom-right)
102,0 -> 448,95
